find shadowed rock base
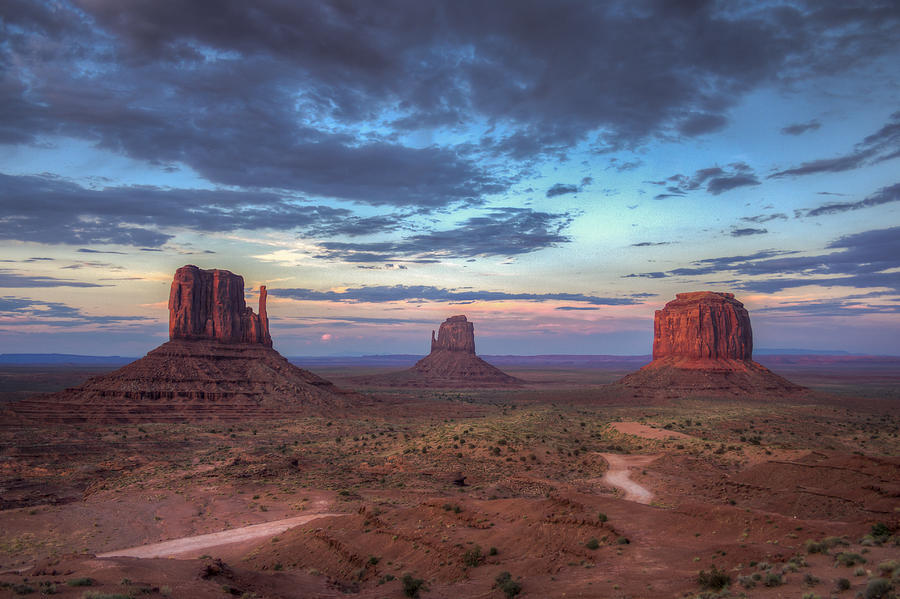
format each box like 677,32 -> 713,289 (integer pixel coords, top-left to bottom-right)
10,341 -> 360,423
616,357 -> 805,398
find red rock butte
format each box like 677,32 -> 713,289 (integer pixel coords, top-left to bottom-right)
354,315 -> 522,388
10,266 -> 357,422
618,291 -> 803,397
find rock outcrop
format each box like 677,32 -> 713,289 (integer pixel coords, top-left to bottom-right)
431,315 -> 476,353
354,315 -> 522,388
11,266 -> 356,422
617,291 -> 803,397
169,265 -> 271,346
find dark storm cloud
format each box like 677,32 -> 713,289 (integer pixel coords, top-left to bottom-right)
0,296 -> 151,326
770,111 -> 900,178
2,0 -> 898,210
271,285 -> 639,306
780,120 -> 821,135
624,226 -> 900,293
656,163 -> 761,199
799,182 -> 900,217
731,227 -> 768,237
0,270 -> 105,288
0,173 -> 398,247
313,208 -> 573,262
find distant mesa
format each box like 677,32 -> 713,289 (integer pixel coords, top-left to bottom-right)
10,265 -> 357,422
354,315 -> 523,388
617,291 -> 804,397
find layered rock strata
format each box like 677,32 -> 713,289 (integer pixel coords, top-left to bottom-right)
617,292 -> 803,397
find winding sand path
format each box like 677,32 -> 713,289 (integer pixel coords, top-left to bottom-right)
98,512 -> 342,559
600,453 -> 658,504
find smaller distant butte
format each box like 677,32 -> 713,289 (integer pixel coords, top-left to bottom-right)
617,291 -> 804,398
354,315 -> 523,388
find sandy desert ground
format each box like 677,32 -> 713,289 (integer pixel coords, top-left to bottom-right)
1,358 -> 898,598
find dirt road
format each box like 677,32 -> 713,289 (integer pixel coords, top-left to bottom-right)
97,512 -> 342,559
600,453 -> 657,504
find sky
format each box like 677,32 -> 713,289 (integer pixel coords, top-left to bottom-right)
1,0 -> 899,357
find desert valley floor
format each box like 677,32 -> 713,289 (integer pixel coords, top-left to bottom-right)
1,356 -> 898,599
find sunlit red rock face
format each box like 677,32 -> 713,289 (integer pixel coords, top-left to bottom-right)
11,266 -> 356,422
355,315 -> 522,388
652,292 -> 752,361
169,265 -> 271,346
618,292 -> 803,397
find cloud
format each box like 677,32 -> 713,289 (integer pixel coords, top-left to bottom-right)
731,227 -> 768,237
0,271 -> 105,288
0,173 -> 399,247
631,241 -> 672,247
755,298 -> 899,317
800,182 -> 900,217
656,162 -> 760,198
623,226 -> 900,294
780,120 -> 821,135
741,213 -> 788,223
0,296 -> 152,326
312,207 -> 573,262
546,183 -> 581,198
2,0 -> 898,196
270,284 -> 640,306
770,111 -> 900,178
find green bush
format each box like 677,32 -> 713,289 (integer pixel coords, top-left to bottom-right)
871,523 -> 891,539
697,566 -> 731,591
864,578 -> 893,599
494,572 -> 522,598
764,572 -> 783,587
585,538 -> 600,550
463,545 -> 483,567
597,512 -> 608,522
401,573 -> 426,598
836,577 -> 851,591
835,552 -> 867,567
66,578 -> 95,587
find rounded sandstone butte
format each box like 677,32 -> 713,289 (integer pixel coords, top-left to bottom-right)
652,291 -> 752,361
430,315 -> 476,354
168,265 -> 271,346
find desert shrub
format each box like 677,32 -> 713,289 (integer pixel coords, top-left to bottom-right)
597,512 -> 608,522
585,538 -> 600,550
878,560 -> 899,576
66,578 -> 95,587
11,584 -> 34,596
864,578 -> 893,599
462,545 -> 483,567
376,574 -> 395,585
836,577 -> 851,591
806,540 -> 830,554
494,572 -> 522,598
401,574 -> 426,598
856,567 -> 868,577
616,536 -> 630,545
871,523 -> 892,539
836,552 -> 867,567
804,573 -> 820,585
801,593 -> 822,599
738,575 -> 756,589
489,547 -> 498,556
697,566 -> 731,591
764,572 -> 783,587
368,555 -> 380,566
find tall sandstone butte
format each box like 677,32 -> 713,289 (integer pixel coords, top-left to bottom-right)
10,265 -> 355,422
430,314 -> 476,354
652,292 -> 752,362
618,291 -> 802,396
169,265 -> 271,346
